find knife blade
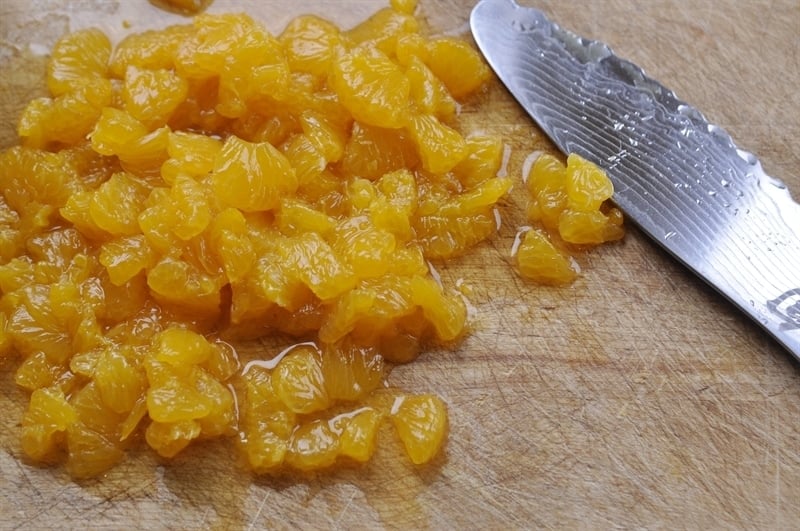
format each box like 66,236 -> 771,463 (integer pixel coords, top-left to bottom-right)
470,0 -> 800,360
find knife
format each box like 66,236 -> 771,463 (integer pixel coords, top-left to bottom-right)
470,0 -> 800,361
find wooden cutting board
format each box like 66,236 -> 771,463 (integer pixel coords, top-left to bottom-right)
1,0 -> 798,528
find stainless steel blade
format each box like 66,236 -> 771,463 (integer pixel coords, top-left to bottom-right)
471,0 -> 800,360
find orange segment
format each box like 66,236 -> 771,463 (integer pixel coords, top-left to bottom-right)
515,228 -> 579,285
330,45 -> 410,129
391,394 -> 448,465
47,28 -> 111,96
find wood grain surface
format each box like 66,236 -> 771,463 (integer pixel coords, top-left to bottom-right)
1,0 -> 799,529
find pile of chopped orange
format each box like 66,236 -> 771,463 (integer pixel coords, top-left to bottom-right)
515,153 -> 624,285
0,0 -> 511,477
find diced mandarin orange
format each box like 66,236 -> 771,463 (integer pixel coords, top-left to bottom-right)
47,28 -> 111,96
391,394 -> 447,465
90,107 -> 148,156
406,114 -> 468,174
0,146 -> 79,213
147,256 -> 222,316
69,381 -> 126,440
120,396 -> 148,441
515,228 -> 578,285
172,14 -> 242,78
283,134 -> 328,185
245,254 -> 312,313
337,407 -> 382,462
47,281 -> 84,324
167,77 -> 228,132
453,135 -> 504,189
212,136 -> 298,212
321,341 -> 384,401
153,327 -> 213,366
280,15 -> 343,78
21,387 -> 77,461
136,194 -> 181,253
238,420 -> 289,472
193,369 -> 237,437
330,45 -> 410,129
122,128 -> 172,179
391,0 -> 418,15
318,288 -> 376,344
414,210 -> 497,259
440,177 -> 512,217
276,198 -> 336,237
64,422 -> 124,479
296,169 -> 345,216
61,141 -> 121,189
145,419 -> 201,458
285,419 -> 340,471
110,25 -> 194,77
283,232 -> 357,300
9,286 -> 73,362
347,178 -> 380,212
369,172 -> 417,240
271,344 -> 330,414
122,66 -> 189,128
386,245 -> 427,277
231,109 -> 294,145
93,346 -> 146,414
190,14 -> 289,117
376,168 -> 417,215
395,33 -> 427,67
19,79 -> 113,149
526,153 -> 563,195
345,7 -> 419,56
26,226 -> 88,269
301,89 -> 353,135
207,208 -> 255,283
217,51 -> 291,120
559,209 -> 625,245
234,368 -> 295,471
406,56 -> 456,119
424,37 -> 490,100
409,275 -> 466,342
162,131 -> 222,183
565,153 -> 614,212
14,351 -> 65,391
17,98 -> 55,148
0,259 -> 34,296
89,171 -> 150,236
239,366 -> 295,431
145,360 -> 213,422
99,235 -> 155,286
99,273 -> 150,324
0,229 -> 21,264
103,302 -> 166,347
526,153 -> 568,231
68,348 -> 103,380
61,191 -> 109,241
169,175 -> 213,240
203,339 -> 240,381
299,110 -> 348,163
340,122 -> 419,181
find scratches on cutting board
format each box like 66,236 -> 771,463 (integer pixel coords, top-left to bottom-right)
246,489 -> 271,531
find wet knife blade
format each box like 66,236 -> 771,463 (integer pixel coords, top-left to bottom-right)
470,0 -> 800,360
